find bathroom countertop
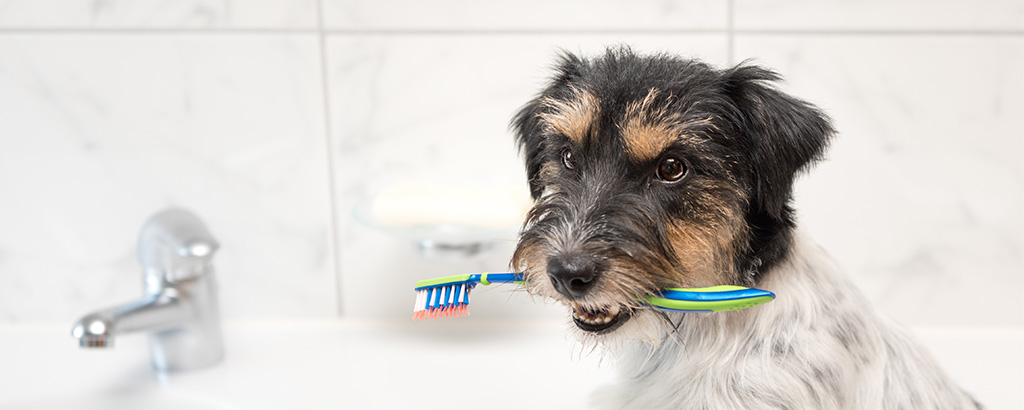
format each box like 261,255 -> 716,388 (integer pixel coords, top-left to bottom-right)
0,319 -> 1019,409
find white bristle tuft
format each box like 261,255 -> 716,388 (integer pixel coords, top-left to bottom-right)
413,283 -> 476,320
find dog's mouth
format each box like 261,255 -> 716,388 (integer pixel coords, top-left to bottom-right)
569,302 -> 631,334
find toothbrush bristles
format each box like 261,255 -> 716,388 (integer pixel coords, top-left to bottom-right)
412,284 -> 472,321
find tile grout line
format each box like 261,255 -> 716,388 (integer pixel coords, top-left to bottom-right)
314,0 -> 345,317
0,28 -> 1021,36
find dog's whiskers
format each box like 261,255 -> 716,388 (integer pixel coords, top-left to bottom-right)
653,309 -> 685,347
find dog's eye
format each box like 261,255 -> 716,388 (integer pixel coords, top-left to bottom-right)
657,157 -> 688,182
561,148 -> 575,170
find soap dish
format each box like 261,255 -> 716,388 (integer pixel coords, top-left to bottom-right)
351,182 -> 530,259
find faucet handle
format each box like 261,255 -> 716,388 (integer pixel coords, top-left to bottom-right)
138,208 -> 220,283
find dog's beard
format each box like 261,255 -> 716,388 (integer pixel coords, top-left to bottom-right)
580,307 -> 678,347
523,265 -> 642,335
512,239 -> 679,348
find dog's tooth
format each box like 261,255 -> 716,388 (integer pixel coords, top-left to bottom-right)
608,304 -> 621,316
570,303 -> 627,328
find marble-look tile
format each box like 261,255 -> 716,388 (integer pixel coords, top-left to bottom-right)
0,33 -> 335,322
326,34 -> 728,319
0,0 -> 318,29
734,0 -> 1024,31
322,0 -> 728,31
735,35 -> 1024,327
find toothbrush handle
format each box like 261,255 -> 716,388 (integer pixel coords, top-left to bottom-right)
646,286 -> 776,312
471,272 -> 525,286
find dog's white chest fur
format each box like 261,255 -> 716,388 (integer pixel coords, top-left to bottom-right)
593,230 -> 977,410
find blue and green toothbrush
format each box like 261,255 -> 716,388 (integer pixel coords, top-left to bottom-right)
413,272 -> 775,320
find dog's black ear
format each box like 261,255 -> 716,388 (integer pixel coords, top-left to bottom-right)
722,65 -> 835,219
511,97 -> 548,200
512,53 -> 586,200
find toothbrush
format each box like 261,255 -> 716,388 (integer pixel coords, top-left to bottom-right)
412,273 -> 524,320
412,272 -> 775,320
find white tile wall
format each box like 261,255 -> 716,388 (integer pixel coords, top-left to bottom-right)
734,0 -> 1024,31
0,0 -> 1021,408
321,0 -> 729,31
0,0 -> 1021,373
0,0 -> 318,29
0,33 -> 337,321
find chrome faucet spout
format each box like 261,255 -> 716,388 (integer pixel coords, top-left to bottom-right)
71,208 -> 224,372
71,292 -> 184,348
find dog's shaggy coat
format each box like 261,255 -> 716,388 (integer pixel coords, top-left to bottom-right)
509,48 -> 979,410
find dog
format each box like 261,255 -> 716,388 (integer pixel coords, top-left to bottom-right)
509,47 -> 980,410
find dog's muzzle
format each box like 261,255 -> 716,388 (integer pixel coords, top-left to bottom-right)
547,254 -> 631,333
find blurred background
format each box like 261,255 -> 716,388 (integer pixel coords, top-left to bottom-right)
0,0 -> 1021,409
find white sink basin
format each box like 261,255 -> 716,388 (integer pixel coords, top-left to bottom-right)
0,319 -> 615,410
11,393 -> 229,410
2,320 -> 1018,409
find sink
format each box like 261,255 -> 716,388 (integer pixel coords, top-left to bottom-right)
11,392 -> 230,410
7,319 -> 1015,409
0,319 -> 616,410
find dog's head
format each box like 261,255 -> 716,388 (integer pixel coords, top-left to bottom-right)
510,48 -> 834,339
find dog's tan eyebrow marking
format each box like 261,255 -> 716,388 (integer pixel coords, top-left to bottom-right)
620,88 -> 716,163
620,122 -> 677,163
620,88 -> 679,163
538,88 -> 600,145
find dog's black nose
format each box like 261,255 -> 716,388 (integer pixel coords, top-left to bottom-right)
546,254 -> 598,299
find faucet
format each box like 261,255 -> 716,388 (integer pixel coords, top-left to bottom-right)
71,208 -> 224,372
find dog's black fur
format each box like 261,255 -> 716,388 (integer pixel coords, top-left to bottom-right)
506,47 -> 981,410
511,48 -> 833,298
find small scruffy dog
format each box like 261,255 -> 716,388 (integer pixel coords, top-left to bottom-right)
510,48 -> 979,409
